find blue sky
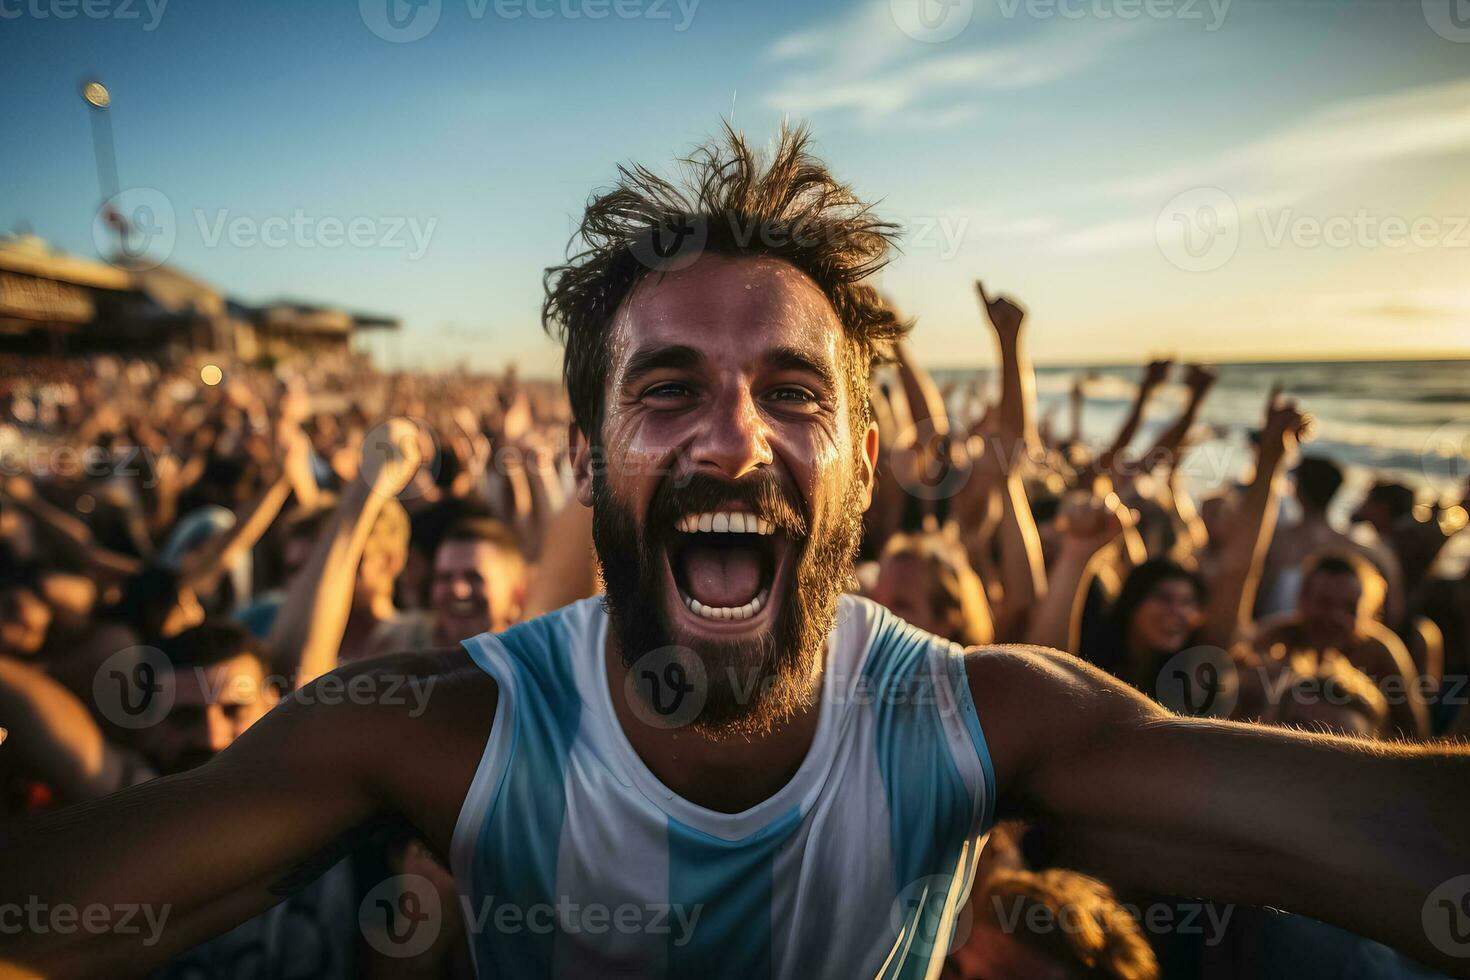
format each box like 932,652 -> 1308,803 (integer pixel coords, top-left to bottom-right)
3,0 -> 1468,375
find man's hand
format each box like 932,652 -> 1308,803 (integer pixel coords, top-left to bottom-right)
1142,358 -> 1174,390
1185,363 -> 1218,395
1056,491 -> 1131,557
359,417 -> 425,498
977,280 -> 1025,340
1259,385 -> 1311,462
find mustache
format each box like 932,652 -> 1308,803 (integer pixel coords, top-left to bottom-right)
647,470 -> 809,540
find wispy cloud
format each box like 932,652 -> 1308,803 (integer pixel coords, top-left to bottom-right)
1046,78 -> 1470,253
1318,287 -> 1470,322
1105,77 -> 1470,201
762,1 -> 1143,128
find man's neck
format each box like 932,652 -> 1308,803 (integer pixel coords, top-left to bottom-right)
603,634 -> 824,815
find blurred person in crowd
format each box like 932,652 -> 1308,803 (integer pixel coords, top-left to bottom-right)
1089,558 -> 1206,691
1261,655 -> 1392,739
0,620 -> 278,813
1254,552 -> 1428,738
1030,390 -> 1309,694
1351,480 -> 1467,599
1259,455 -> 1404,625
0,557 -> 50,660
429,517 -> 526,645
1353,481 -> 1418,546
866,530 -> 993,646
945,868 -> 1159,980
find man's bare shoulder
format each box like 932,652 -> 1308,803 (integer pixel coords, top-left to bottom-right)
959,644 -> 1164,795
960,643 -> 1153,709
294,645 -> 498,725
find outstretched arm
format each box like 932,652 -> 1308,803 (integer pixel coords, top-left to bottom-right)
892,339 -> 950,442
979,281 -> 1037,460
523,498 -> 599,618
977,282 -> 1046,641
1198,388 -> 1303,650
1087,359 -> 1171,482
1137,364 -> 1216,478
266,419 -> 421,687
177,472 -> 292,597
1024,493 -> 1131,653
0,475 -> 143,581
0,650 -> 488,979
968,644 -> 1470,976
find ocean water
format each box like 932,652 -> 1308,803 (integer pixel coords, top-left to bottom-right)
930,358 -> 1470,505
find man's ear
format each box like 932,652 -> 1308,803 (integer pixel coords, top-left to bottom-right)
569,420 -> 595,508
857,419 -> 879,512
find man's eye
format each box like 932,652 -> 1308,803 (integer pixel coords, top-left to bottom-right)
769,387 -> 817,404
644,383 -> 692,400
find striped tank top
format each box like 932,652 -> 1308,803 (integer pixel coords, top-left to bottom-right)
450,593 -> 996,978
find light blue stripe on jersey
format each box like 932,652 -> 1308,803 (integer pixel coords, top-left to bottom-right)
466,613 -> 583,977
666,806 -> 804,979
863,607 -> 981,978
945,647 -> 997,832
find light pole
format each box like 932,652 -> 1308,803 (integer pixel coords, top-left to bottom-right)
80,78 -> 132,257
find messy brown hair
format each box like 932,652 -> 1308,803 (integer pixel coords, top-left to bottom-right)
542,122 -> 909,441
974,868 -> 1160,980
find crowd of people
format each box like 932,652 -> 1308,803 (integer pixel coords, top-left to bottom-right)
1,273 -> 1467,978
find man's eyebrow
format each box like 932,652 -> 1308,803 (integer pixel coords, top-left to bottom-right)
620,344 -> 704,387
764,345 -> 838,392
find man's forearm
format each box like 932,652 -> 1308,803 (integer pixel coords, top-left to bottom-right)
1200,447 -> 1284,648
1036,714 -> 1470,976
268,478 -> 386,686
0,689 -> 382,978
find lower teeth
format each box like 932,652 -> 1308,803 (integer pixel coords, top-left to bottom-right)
685,589 -> 769,622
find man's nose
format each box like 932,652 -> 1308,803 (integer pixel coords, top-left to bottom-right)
452,578 -> 473,600
689,385 -> 773,480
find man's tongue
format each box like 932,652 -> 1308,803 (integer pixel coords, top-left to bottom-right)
680,542 -> 761,608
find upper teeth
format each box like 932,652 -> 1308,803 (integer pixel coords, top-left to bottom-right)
675,512 -> 774,535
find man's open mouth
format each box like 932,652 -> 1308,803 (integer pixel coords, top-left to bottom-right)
662,509 -> 794,626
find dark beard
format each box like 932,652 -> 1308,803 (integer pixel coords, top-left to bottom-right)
592,460 -> 865,739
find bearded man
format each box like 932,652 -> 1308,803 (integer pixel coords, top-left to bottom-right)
2,127 -> 1468,979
